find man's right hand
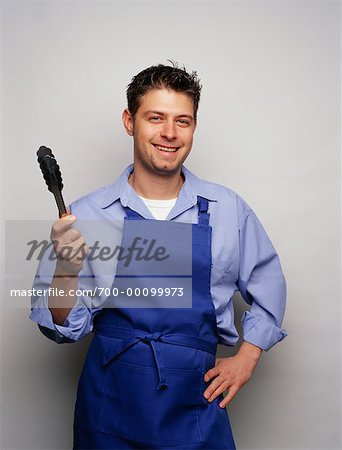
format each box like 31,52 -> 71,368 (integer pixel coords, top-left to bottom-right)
50,214 -> 89,277
48,214 -> 89,325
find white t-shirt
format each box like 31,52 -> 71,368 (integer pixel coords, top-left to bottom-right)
138,195 -> 177,220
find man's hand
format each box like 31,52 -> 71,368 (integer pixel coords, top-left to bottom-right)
203,341 -> 262,408
48,214 -> 89,325
51,214 -> 88,277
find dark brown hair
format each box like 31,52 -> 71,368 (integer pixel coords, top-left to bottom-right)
126,61 -> 202,121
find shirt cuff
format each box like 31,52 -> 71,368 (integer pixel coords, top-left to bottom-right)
241,310 -> 288,351
30,293 -> 93,343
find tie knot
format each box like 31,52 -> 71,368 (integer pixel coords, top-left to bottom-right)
140,332 -> 162,343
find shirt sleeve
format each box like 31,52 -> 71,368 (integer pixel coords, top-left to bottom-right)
29,252 -> 100,343
237,205 -> 288,351
29,211 -> 99,344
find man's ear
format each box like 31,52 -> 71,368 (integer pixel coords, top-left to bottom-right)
122,108 -> 134,136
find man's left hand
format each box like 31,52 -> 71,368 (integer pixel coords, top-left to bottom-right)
203,341 -> 262,408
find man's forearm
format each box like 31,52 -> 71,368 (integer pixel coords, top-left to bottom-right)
48,269 -> 78,326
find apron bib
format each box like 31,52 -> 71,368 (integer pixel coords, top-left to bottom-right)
73,196 -> 236,449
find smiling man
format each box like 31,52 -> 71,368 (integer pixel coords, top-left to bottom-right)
30,62 -> 287,449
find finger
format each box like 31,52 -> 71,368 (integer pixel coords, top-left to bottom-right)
54,234 -> 85,255
205,379 -> 230,403
69,238 -> 88,263
219,385 -> 239,408
203,376 -> 227,401
56,237 -> 87,264
214,357 -> 224,367
62,227 -> 82,243
204,366 -> 220,382
52,228 -> 82,250
73,241 -> 89,262
51,215 -> 77,238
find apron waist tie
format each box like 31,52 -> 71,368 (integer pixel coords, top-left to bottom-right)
95,325 -> 217,391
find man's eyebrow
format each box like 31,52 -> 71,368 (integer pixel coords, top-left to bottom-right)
176,114 -> 194,120
144,110 -> 194,120
143,110 -> 164,116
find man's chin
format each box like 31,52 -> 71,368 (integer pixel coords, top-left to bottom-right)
151,162 -> 183,176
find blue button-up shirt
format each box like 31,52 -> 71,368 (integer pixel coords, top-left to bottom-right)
30,164 -> 287,351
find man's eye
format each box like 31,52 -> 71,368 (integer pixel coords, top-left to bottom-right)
177,119 -> 190,125
150,117 -> 162,121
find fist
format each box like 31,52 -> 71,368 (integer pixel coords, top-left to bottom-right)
50,215 -> 88,276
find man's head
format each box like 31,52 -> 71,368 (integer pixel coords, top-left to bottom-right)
126,62 -> 202,123
122,62 -> 202,177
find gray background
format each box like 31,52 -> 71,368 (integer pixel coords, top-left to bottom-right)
1,0 -> 341,449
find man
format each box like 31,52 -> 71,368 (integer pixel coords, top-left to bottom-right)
30,63 -> 287,449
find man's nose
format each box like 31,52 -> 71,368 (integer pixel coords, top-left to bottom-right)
160,120 -> 177,140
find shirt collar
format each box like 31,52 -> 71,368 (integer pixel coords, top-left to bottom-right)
99,163 -> 218,212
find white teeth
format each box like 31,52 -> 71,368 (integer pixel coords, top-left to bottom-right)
155,145 -> 178,152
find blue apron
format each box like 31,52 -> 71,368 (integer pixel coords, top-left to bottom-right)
73,196 -> 236,449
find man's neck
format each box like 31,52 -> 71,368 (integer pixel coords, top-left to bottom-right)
128,164 -> 184,200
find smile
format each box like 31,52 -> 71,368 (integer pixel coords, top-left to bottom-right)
153,144 -> 179,153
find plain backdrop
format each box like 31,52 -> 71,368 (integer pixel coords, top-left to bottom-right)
0,1 -> 341,449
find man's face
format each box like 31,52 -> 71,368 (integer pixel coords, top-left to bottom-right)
123,88 -> 196,176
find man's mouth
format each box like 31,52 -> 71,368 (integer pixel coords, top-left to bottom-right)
153,144 -> 180,153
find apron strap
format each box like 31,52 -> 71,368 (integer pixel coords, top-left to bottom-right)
98,330 -> 168,390
124,206 -> 144,219
197,196 -> 210,226
95,325 -> 217,391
